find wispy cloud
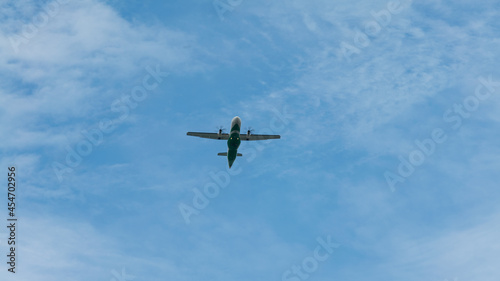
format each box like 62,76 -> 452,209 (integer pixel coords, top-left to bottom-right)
0,0 -> 198,152
2,0 -> 500,280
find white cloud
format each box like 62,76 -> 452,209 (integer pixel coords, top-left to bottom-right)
0,215 -> 123,280
229,0 -> 500,161
383,212 -> 500,281
0,0 -> 198,150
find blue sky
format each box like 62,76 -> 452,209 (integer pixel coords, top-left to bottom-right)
1,0 -> 500,280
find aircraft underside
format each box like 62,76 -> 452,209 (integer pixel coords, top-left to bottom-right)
186,116 -> 280,168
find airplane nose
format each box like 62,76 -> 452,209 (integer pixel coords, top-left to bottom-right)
232,116 -> 241,124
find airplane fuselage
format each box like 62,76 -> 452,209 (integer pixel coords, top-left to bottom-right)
227,116 -> 241,168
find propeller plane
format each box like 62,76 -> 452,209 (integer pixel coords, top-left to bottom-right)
187,116 -> 280,168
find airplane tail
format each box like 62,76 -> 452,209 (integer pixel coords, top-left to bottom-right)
217,152 -> 242,156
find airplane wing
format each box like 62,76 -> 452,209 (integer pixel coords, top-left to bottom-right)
187,132 -> 229,140
240,134 -> 281,141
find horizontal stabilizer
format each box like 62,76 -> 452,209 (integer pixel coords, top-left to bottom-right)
217,152 -> 242,156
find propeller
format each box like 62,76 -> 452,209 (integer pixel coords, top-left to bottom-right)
245,127 -> 254,135
216,126 -> 226,135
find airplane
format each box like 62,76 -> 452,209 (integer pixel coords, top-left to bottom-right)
187,116 -> 280,168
